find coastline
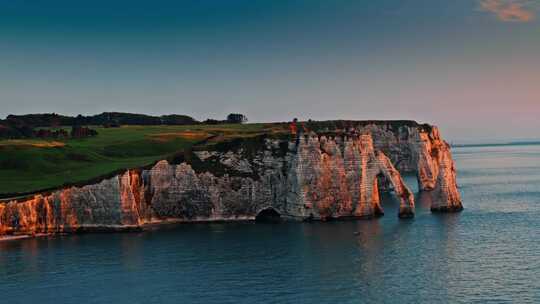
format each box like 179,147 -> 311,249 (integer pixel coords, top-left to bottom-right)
0,213 -> 417,242
0,217 -> 257,242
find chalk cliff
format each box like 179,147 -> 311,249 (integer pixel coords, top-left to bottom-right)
0,121 -> 462,237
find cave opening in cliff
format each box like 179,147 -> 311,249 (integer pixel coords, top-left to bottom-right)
255,207 -> 281,223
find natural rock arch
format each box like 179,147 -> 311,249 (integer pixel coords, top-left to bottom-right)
353,135 -> 415,219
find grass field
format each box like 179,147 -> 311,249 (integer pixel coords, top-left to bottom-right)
0,123 -> 282,196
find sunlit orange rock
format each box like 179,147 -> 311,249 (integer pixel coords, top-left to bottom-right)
413,127 -> 463,212
0,121 -> 462,237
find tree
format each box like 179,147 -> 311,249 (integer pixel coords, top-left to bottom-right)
226,113 -> 248,124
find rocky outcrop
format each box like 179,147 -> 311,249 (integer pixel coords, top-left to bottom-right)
414,128 -> 463,212
0,121 -> 462,237
289,133 -> 414,219
348,122 -> 462,212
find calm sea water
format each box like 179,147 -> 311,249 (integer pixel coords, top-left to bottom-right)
1,144 -> 539,304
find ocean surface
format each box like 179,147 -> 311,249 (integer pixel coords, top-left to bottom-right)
1,144 -> 539,303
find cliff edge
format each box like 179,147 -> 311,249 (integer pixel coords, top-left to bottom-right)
0,121 -> 462,237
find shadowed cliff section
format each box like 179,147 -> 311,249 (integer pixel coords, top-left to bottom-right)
0,120 -> 463,238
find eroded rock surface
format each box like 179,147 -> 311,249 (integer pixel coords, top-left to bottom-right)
0,121 -> 462,236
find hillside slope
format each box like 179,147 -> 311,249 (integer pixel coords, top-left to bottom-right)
0,123 -> 278,196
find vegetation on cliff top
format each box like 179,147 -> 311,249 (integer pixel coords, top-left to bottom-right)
0,112 -> 252,139
0,123 -> 280,196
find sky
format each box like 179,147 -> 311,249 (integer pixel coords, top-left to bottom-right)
0,0 -> 538,143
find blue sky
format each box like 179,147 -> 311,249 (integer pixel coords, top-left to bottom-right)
0,0 -> 538,142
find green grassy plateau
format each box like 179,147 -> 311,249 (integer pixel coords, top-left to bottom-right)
0,123 -> 283,196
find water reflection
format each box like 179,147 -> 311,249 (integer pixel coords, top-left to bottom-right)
417,191 -> 434,210
120,233 -> 144,271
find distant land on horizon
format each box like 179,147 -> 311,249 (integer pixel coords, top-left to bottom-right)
452,140 -> 540,147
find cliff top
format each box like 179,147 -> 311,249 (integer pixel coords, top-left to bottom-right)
0,120 -> 432,198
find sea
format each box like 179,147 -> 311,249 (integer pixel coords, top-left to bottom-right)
1,143 -> 539,303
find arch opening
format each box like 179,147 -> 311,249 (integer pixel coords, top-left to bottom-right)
255,207 -> 281,223
373,153 -> 416,219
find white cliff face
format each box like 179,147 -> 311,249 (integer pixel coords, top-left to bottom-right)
411,127 -> 463,211
289,133 -> 414,219
0,122 -> 462,237
354,123 -> 462,211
